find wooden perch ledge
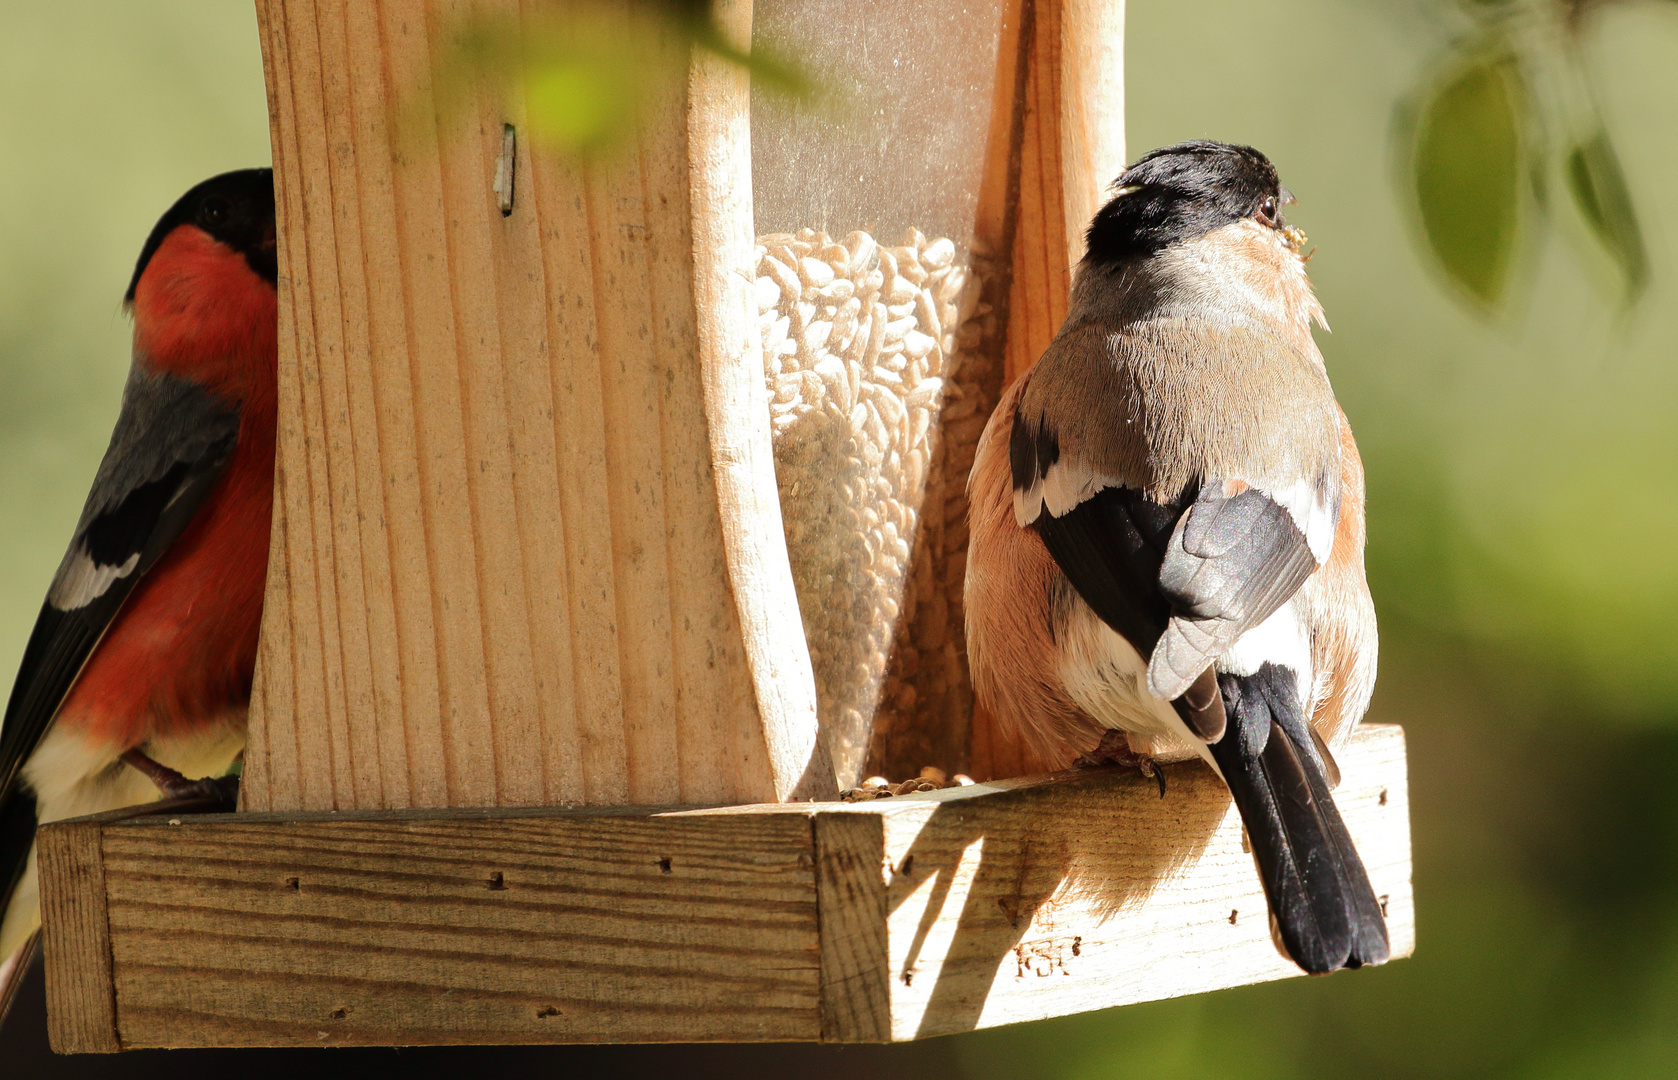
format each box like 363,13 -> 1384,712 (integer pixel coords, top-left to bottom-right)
38,724 -> 1411,1051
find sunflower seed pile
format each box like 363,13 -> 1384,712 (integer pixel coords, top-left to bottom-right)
755,227 -> 981,785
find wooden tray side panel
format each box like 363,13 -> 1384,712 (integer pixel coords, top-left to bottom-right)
37,819 -> 120,1054
815,815 -> 892,1041
877,723 -> 1413,1039
90,813 -> 819,1047
246,0 -> 819,812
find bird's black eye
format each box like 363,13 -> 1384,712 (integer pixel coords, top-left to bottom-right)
1256,195 -> 1278,226
197,196 -> 231,229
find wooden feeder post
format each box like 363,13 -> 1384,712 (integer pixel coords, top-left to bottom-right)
243,0 -> 829,812
35,0 -> 1414,1052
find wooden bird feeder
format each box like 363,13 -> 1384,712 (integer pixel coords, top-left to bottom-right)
36,0 -> 1413,1052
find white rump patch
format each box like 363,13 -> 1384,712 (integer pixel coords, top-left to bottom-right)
4,715 -> 245,961
1256,478 -> 1336,564
1057,602 -> 1204,764
1216,601 -> 1312,703
47,548 -> 140,609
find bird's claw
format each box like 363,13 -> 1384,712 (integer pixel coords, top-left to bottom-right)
119,749 -> 240,812
1076,730 -> 1167,797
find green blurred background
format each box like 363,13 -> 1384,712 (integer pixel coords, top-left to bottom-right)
3,0 -> 1677,1076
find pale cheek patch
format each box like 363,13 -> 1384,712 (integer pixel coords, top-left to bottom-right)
47,549 -> 140,609
1158,221 -> 1328,340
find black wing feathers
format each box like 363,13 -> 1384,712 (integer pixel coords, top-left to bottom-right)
0,424 -> 235,802
1032,484 -> 1184,653
1009,406 -> 1060,496
0,787 -> 36,947
0,375 -> 238,964
1031,485 -> 1231,741
0,608 -> 104,800
83,460 -> 199,567
1147,486 -> 1321,701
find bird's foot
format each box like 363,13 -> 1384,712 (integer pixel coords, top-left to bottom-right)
120,749 -> 240,811
1075,729 -> 1146,768
1075,731 -> 1166,798
840,766 -> 975,802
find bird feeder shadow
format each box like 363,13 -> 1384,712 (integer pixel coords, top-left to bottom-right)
872,759 -> 1232,1039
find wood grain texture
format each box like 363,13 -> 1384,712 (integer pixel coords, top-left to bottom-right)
866,723 -> 1411,1040
1001,0 -> 1070,389
41,725 -> 1409,1049
971,0 -> 1125,780
1000,0 -> 1124,387
1057,0 -> 1126,271
97,811 -> 817,1047
37,817 -> 119,1053
815,814 -> 891,1042
246,0 -> 825,811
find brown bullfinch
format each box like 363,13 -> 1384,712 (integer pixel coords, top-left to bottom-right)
0,169 -> 277,1016
965,142 -> 1386,974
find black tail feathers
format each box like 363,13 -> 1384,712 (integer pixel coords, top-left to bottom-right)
1209,664 -> 1389,973
0,785 -> 36,935
0,930 -> 39,1029
0,783 -> 39,1030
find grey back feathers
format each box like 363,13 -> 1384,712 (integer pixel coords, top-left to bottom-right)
47,367 -> 242,611
1,366 -> 240,801
1012,311 -> 1341,527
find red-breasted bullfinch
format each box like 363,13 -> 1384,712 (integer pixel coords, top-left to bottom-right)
0,169 -> 277,1016
965,142 -> 1387,974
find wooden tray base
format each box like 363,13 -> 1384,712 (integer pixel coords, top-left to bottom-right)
39,725 -> 1411,1052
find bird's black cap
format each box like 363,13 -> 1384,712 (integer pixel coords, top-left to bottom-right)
125,168 -> 277,304
1084,141 -> 1288,265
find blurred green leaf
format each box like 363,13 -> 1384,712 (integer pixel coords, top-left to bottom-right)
1411,52 -> 1524,308
522,46 -> 643,152
443,0 -> 808,159
1566,128 -> 1649,304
